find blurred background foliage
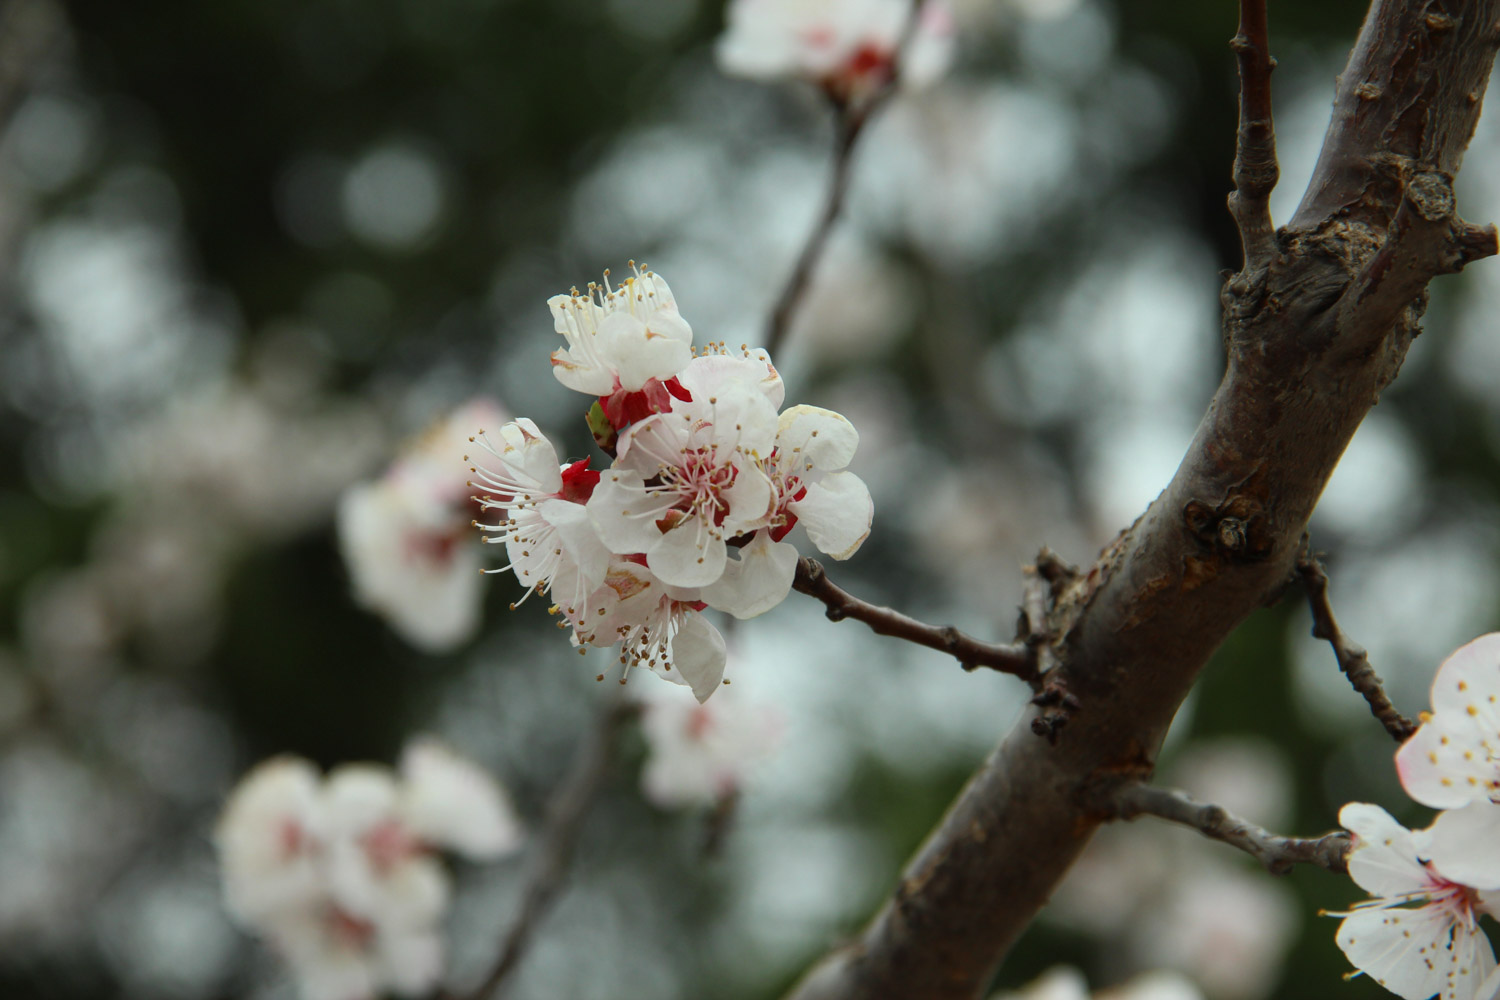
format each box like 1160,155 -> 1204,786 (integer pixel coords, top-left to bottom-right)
2,0 -> 1497,997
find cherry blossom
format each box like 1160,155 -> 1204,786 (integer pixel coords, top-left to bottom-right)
548,263 -> 694,427
564,559 -> 729,703
588,372 -> 778,590
264,903 -> 444,1000
1396,633 -> 1500,811
637,684 -> 782,807
716,0 -> 955,104
468,417 -> 612,617
1330,803 -> 1497,1000
337,399 -> 503,652
704,404 -> 873,619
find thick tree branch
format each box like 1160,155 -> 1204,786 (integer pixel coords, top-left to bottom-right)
784,4 -> 1500,998
446,696 -> 636,1000
1296,551 -> 1417,742
1228,0 -> 1279,268
793,557 -> 1038,684
763,0 -> 923,356
1102,782 -> 1350,876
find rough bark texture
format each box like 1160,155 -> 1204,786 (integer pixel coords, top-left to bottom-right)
783,3 -> 1500,999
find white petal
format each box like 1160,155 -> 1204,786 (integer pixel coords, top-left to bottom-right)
1397,713 -> 1500,810
791,471 -> 873,560
670,611 -> 727,703
776,404 -> 860,473
398,740 -> 524,861
599,312 -> 692,391
649,517 -> 728,588
589,471 -> 675,556
1337,904 -> 1457,1000
540,499 -> 612,593
1427,801 -> 1500,890
1340,803 -> 1434,897
215,756 -> 325,922
701,531 -> 798,619
723,461 -> 775,530
494,419 -> 565,493
550,347 -> 616,396
678,353 -> 783,409
1431,634 -> 1500,718
708,387 -> 779,458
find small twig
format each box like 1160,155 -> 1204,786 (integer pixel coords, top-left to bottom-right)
762,0 -> 924,356
792,557 -> 1038,685
445,695 -> 638,1000
1104,781 -> 1350,876
1296,550 -> 1417,742
1227,0 -> 1279,269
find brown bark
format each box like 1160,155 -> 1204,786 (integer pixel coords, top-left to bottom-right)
783,3 -> 1500,998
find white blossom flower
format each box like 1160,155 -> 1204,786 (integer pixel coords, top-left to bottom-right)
1397,633 -> 1500,811
468,417 -> 612,618
716,0 -> 955,103
548,264 -> 694,426
216,757 -> 326,924
703,404 -> 873,619
1330,802 -> 1498,1000
337,399 -> 504,653
588,367 -> 778,590
566,559 -> 729,702
638,684 -> 782,807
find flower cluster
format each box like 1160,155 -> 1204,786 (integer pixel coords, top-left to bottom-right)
339,399 -> 506,652
716,0 -> 955,105
1333,634 -> 1500,1000
216,742 -> 522,1000
470,264 -> 873,703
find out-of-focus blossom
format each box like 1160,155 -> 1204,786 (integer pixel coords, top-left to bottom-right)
338,399 -> 505,652
1128,864 -> 1298,1000
639,684 -> 782,807
216,757 -> 326,925
1396,633 -> 1500,813
215,742 -> 521,1000
991,967 -> 1206,1000
716,0 -> 955,104
1330,803 -> 1497,1000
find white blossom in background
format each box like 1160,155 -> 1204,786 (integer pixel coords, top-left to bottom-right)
716,0 -> 955,103
638,683 -> 782,808
338,399 -> 505,652
990,966 -> 1206,1000
215,741 -> 521,1000
1330,803 -> 1497,1000
475,266 -> 874,702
